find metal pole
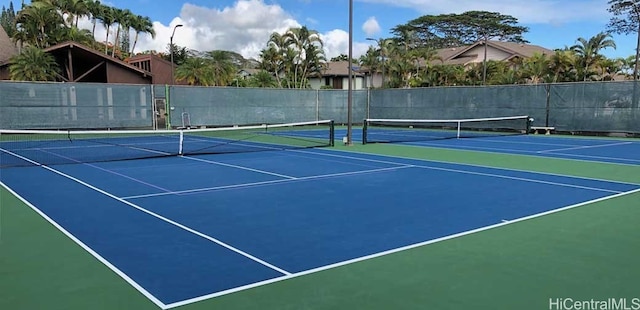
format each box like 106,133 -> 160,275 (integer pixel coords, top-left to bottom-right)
346,0 -> 353,145
381,42 -> 385,89
170,24 -> 183,85
482,33 -> 488,85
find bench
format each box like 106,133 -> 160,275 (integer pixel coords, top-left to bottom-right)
530,126 -> 555,135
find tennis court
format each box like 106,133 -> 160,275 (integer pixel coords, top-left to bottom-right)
356,116 -> 640,165
2,120 -> 640,309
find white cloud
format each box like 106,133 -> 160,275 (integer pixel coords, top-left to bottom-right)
320,29 -> 370,60
358,0 -> 607,24
362,17 -> 381,36
81,0 -> 373,61
132,0 -> 301,59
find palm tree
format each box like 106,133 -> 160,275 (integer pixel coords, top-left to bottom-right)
51,25 -> 93,45
384,40 -> 414,88
260,32 -> 289,87
282,26 -> 325,88
56,0 -> 89,27
490,68 -> 521,85
248,70 -> 278,88
361,38 -> 394,88
130,15 -> 154,55
111,8 -> 133,57
259,45 -> 283,87
359,46 -> 381,87
596,57 -> 624,80
203,50 -> 237,86
572,32 -> 617,81
100,5 -> 115,54
15,1 -> 63,48
520,52 -> 552,84
175,56 -> 214,86
9,46 -> 61,81
86,0 -> 102,37
549,49 -> 576,82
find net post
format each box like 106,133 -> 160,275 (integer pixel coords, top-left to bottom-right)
362,119 -> 368,144
178,129 -> 184,155
456,121 -> 461,139
329,120 -> 335,147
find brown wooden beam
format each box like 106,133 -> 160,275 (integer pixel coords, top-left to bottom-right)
74,61 -> 105,82
67,48 -> 74,81
55,72 -> 69,82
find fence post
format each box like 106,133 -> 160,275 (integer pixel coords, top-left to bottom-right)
316,89 -> 320,121
165,84 -> 171,129
545,83 -> 551,127
367,87 -> 371,119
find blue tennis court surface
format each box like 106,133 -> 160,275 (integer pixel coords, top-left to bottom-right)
1,145 -> 638,308
336,128 -> 640,165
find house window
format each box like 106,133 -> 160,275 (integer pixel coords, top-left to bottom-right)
324,77 -> 330,86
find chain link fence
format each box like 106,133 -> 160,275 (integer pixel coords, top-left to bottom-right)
2,81 -> 638,134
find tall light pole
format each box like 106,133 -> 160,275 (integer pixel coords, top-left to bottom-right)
482,33 -> 488,85
170,24 -> 183,85
346,0 -> 353,146
366,37 -> 385,88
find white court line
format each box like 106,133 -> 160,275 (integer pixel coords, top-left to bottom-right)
180,155 -> 297,179
38,148 -> 175,194
0,181 -> 167,310
540,151 -> 640,164
0,147 -> 292,307
122,166 -> 415,199
10,140 -> 178,152
300,148 -> 640,186
451,137 -> 597,147
163,187 -> 640,309
292,150 -> 627,193
410,165 -> 622,193
389,141 -> 640,167
538,141 -> 634,153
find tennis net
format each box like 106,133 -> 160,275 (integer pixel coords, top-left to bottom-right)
362,116 -> 531,144
0,120 -> 334,168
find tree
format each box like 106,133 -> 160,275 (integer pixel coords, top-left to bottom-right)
100,5 -> 115,53
86,0 -> 101,37
608,0 -> 640,80
396,11 -> 529,49
175,56 -> 214,86
549,48 -> 577,82
9,45 -> 61,81
571,32 -> 616,81
260,32 -> 288,87
519,52 -> 552,84
52,25 -> 94,45
259,45 -> 283,87
283,26 -> 324,88
1,1 -> 17,37
331,54 -> 348,62
164,43 -> 193,65
111,8 -> 133,57
395,11 -> 528,85
384,41 -> 414,88
130,15 -> 154,54
203,50 -> 238,86
56,0 -> 89,27
15,1 -> 64,48
259,30 -> 322,88
597,57 -> 624,80
247,70 -> 278,88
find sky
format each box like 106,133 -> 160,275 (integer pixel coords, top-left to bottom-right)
2,0 -> 636,61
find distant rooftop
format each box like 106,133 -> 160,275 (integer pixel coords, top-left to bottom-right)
0,25 -> 18,62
